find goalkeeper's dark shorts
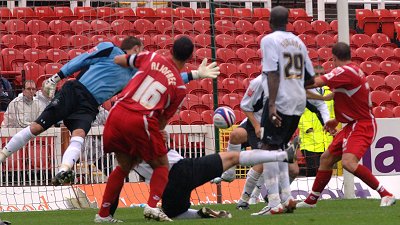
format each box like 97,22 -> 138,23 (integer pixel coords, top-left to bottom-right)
162,154 -> 223,218
239,120 -> 262,149
35,80 -> 99,134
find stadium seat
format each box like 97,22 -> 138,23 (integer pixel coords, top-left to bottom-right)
322,61 -> 335,73
48,20 -> 72,36
222,78 -> 246,94
193,20 -> 211,34
390,90 -> 400,104
26,20 -> 54,37
1,48 -> 24,71
253,20 -> 271,35
111,7 -> 134,19
355,47 -> 375,61
194,34 -> 211,48
1,34 -> 25,48
187,94 -> 210,114
201,110 -> 214,124
153,34 -> 173,49
69,35 -> 91,50
351,34 -> 375,48
70,20 -> 92,35
96,7 -> 118,22
290,8 -> 313,22
12,7 -> 38,22
25,34 -> 48,49
236,48 -> 260,64
48,35 -> 70,49
44,62 -> 62,75
133,19 -> 159,36
253,8 -> 270,20
201,93 -> 214,109
317,48 -> 332,61
53,7 -> 78,21
136,8 -> 160,22
155,8 -> 178,21
0,7 -> 15,21
298,34 -> 317,48
308,49 -> 320,63
91,20 -> 115,37
74,6 -> 96,20
4,19 -> 31,37
111,19 -> 135,35
371,33 -> 393,48
110,35 -> 127,47
373,9 -> 396,39
235,20 -> 259,37
233,8 -> 253,22
195,8 -> 210,20
175,7 -> 199,21
215,20 -> 239,35
155,49 -> 171,58
173,20 -> 196,35
385,75 -> 400,90
373,106 -> 394,118
360,61 -> 380,75
234,110 -> 246,124
135,34 -> 155,50
293,20 -> 316,36
380,61 -> 399,75
200,79 -> 222,94
235,34 -> 257,50
46,48 -> 68,63
393,106 -> 400,117
366,75 -> 385,90
311,20 -> 332,34
355,9 -> 379,36
154,19 -> 173,34
375,47 -> 394,61
215,8 -> 234,21
243,77 -> 254,89
215,34 -> 242,50
218,63 -> 240,79
371,90 -> 390,106
23,48 -> 47,63
238,62 -> 260,78
23,62 -> 45,82
315,34 -> 334,47
179,110 -> 204,125
221,93 -> 242,110
90,35 -> 110,45
195,48 -> 212,63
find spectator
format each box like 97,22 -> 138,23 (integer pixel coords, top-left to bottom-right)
1,80 -> 41,128
0,77 -> 14,112
35,84 -> 52,112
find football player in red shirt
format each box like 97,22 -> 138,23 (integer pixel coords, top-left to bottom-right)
95,37 -> 194,222
297,42 -> 395,208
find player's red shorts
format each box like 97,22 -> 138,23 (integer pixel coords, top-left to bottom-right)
328,119 -> 376,159
103,107 -> 167,162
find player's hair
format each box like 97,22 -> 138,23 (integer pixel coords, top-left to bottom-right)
120,36 -> 142,51
270,6 -> 289,30
23,80 -> 36,89
332,42 -> 351,61
172,36 -> 194,62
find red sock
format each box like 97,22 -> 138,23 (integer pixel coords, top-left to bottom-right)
98,166 -> 129,217
305,170 -> 332,204
353,164 -> 392,197
147,166 -> 169,208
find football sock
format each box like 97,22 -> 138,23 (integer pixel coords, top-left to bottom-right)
1,127 -> 35,162
60,136 -> 84,172
239,150 -> 286,166
304,169 -> 332,204
263,162 -> 280,208
227,143 -> 241,152
148,166 -> 169,208
240,168 -> 261,202
250,176 -> 264,200
353,164 -> 392,197
175,209 -> 201,219
278,162 -> 291,202
110,193 -> 120,217
99,166 -> 128,217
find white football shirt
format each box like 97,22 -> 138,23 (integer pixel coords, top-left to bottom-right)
240,75 -> 268,123
260,31 -> 314,116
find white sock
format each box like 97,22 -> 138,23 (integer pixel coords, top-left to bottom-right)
174,209 -> 201,219
250,176 -> 264,199
239,150 -> 286,166
227,142 -> 241,152
278,162 -> 291,202
60,136 -> 84,172
240,168 -> 261,202
1,127 -> 35,161
263,162 -> 280,207
221,142 -> 242,179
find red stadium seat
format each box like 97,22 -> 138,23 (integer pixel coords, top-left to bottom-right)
201,110 -> 214,124
385,75 -> 400,90
317,48 -> 333,61
114,8 -> 137,21
215,34 -> 242,50
355,47 -> 375,61
68,49 -> 85,60
390,90 -> 400,104
373,9 -> 396,39
46,49 -> 68,63
380,61 -> 399,75
216,48 -> 243,65
235,20 -> 259,37
360,61 -> 380,75
53,7 -> 78,21
195,8 -> 210,20
111,19 -> 135,35
154,19 -> 173,34
234,8 -> 253,21
201,93 -> 214,109
4,19 -> 31,37
110,35 -> 127,47
96,7 -> 118,22
234,110 -> 246,124
135,8 -> 160,23
322,61 -> 335,73
235,34 -> 257,50
193,20 -> 211,34
91,20 -> 115,37
236,48 -> 260,64
351,34 -> 375,48
69,35 -> 91,50
290,8 -> 313,22
48,35 -> 70,49
253,20 -> 271,35
23,48 -> 47,63
48,20 -> 72,35
371,90 -> 390,106
238,63 -> 260,78
179,110 -> 204,125
175,7 -> 199,21
1,34 -> 25,48
194,34 -> 211,48
218,63 -> 239,79
173,20 -> 195,35
215,20 -> 239,35
293,20 -> 316,36
393,106 -> 400,117
133,19 -> 159,36
375,47 -> 394,61
27,20 -> 54,37
1,48 -> 24,71
0,7 -> 15,21
311,20 -> 332,34
70,20 -> 92,35
371,33 -> 393,48
35,6 -> 56,22
23,62 -> 45,82
186,94 -> 210,114
44,62 -> 62,74
222,78 -> 246,94
215,8 -> 234,21
355,9 -> 379,36
25,34 -> 48,49
298,34 -> 317,48
366,75 -> 385,90
253,8 -> 270,20
152,34 -> 173,49
221,93 -> 242,110
315,34 -> 334,47
308,49 -> 319,62
373,106 -> 394,118
155,8 -> 178,21
74,6 -> 96,20
90,35 -> 110,45
243,77 -> 254,89
12,7 -> 38,22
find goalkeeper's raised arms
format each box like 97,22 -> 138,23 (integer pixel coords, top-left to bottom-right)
42,74 -> 61,98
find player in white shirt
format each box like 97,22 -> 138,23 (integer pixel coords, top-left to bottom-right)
99,130 -> 296,222
252,6 -> 315,216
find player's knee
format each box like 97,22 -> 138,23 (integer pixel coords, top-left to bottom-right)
30,122 -> 45,135
319,152 -> 335,169
71,129 -> 86,138
229,128 -> 247,144
341,155 -> 359,173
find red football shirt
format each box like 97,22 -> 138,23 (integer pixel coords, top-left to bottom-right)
116,51 -> 186,120
320,63 -> 374,123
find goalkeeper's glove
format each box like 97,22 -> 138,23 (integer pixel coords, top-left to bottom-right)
191,58 -> 220,79
42,74 -> 61,99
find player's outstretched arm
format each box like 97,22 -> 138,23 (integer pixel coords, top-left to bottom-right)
305,76 -> 326,89
191,58 -> 220,79
114,54 -> 131,67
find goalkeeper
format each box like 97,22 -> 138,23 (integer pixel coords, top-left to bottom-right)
96,130 -> 296,222
0,36 -> 220,186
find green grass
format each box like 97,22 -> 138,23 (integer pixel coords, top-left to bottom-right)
3,199 -> 398,225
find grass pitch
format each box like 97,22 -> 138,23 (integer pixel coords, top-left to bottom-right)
3,199 -> 398,225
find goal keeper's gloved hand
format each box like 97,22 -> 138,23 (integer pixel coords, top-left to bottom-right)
42,74 -> 61,99
191,58 -> 220,79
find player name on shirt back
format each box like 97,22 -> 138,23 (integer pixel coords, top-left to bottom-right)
151,62 -> 177,86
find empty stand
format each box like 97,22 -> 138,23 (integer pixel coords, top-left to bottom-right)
373,106 -> 394,118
